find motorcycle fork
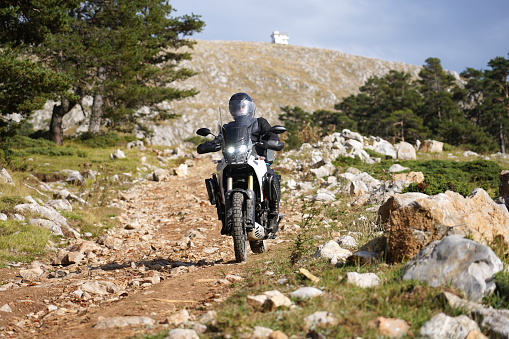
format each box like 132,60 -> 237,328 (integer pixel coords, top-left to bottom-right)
224,174 -> 256,235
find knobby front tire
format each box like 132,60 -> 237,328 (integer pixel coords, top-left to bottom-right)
232,192 -> 247,262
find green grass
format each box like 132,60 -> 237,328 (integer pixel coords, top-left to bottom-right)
0,219 -> 53,266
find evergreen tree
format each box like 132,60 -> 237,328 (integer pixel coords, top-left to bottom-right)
1,1 -> 204,145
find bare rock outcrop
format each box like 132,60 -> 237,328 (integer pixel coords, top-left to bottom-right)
378,188 -> 509,262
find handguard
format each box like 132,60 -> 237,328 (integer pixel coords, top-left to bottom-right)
259,139 -> 285,151
197,140 -> 221,154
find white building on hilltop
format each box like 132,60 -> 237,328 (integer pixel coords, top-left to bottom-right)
271,31 -> 289,45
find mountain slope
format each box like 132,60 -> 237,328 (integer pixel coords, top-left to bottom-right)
154,40 -> 422,145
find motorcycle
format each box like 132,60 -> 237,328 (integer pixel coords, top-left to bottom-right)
196,103 -> 285,262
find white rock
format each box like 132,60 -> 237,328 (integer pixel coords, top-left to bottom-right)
303,311 -> 339,328
252,326 -> 273,339
0,168 -> 15,185
110,149 -> 126,159
0,304 -> 12,312
165,329 -> 200,339
388,164 -> 410,173
289,287 -> 323,300
346,272 -> 380,288
419,313 -> 479,339
314,241 -> 352,263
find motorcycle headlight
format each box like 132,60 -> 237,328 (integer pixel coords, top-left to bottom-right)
238,145 -> 248,153
226,146 -> 235,154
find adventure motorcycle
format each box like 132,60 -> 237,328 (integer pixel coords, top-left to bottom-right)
196,103 -> 285,262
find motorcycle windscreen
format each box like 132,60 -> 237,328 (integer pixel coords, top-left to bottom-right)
222,118 -> 256,145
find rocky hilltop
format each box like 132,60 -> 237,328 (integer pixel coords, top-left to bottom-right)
32,40 -> 422,145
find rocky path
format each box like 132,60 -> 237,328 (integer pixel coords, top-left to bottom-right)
0,158 -> 291,338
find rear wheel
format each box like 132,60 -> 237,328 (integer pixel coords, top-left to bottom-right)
232,192 -> 247,262
249,239 -> 267,254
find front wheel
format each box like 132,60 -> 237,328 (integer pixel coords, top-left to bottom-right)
232,192 -> 247,262
249,239 -> 267,254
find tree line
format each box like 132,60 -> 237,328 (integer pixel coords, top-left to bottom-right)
280,56 -> 509,153
0,0 -> 204,148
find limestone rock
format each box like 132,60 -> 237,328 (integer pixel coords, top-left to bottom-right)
341,129 -> 363,143
45,199 -> 73,211
374,141 -> 397,159
402,235 -> 503,301
378,189 -> 509,262
388,164 -> 409,173
289,287 -> 323,300
0,168 -> 15,185
263,290 -> 292,312
396,141 -> 416,160
126,140 -> 146,151
376,317 -> 410,338
153,168 -> 171,182
174,164 -> 188,177
94,316 -> 155,329
29,218 -> 63,236
419,313 -> 479,339
314,240 -> 352,263
346,272 -> 381,288
419,140 -> 443,153
252,326 -> 274,339
110,149 -> 126,160
391,171 -> 424,184
166,309 -> 189,325
303,311 -> 339,329
15,203 -> 79,238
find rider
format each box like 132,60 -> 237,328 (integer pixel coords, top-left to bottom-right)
197,92 -> 283,234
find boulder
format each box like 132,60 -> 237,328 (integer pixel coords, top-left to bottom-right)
289,287 -> 323,300
402,235 -> 503,301
419,313 -> 480,339
152,168 -> 171,181
419,140 -> 443,153
303,311 -> 339,329
15,203 -> 79,238
45,199 -> 73,211
313,240 -> 352,264
344,139 -> 364,151
126,140 -> 146,151
0,168 -> 15,185
396,142 -> 416,160
110,149 -> 126,160
378,189 -> 509,262
173,164 -> 188,177
341,129 -> 363,142
376,317 -> 410,338
374,141 -> 397,159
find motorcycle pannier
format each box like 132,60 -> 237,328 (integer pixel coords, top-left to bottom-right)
205,178 -> 217,205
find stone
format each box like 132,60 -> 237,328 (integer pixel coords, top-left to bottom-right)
127,140 -> 146,151
269,330 -> 288,339
419,313 -> 480,339
153,168 -> 171,181
396,141 -> 416,160
166,309 -> 189,325
174,164 -> 188,177
346,272 -> 380,288
313,240 -> 352,263
110,149 -> 126,160
81,281 -> 109,295
391,171 -> 424,184
29,218 -> 63,236
303,311 -> 339,329
45,199 -> 73,211
247,295 -> 269,309
465,330 -> 488,339
341,129 -> 363,143
263,290 -> 292,312
376,317 -> 410,338
0,213 -> 7,221
97,234 -> 123,249
344,139 -> 364,151
378,189 -> 509,262
312,191 -> 336,203
471,308 -> 509,338
0,304 -> 12,312
198,310 -> 217,325
419,140 -> 443,153
0,168 -> 15,185
19,266 -> 44,282
388,164 -> 410,173
94,316 -> 155,329
347,251 -> 381,265
157,155 -> 169,163
165,329 -> 199,339
63,170 -> 84,184
374,141 -> 397,159
348,180 -> 369,196
226,274 -> 243,282
464,151 -> 479,157
310,166 -> 331,178
336,235 -> 357,249
402,236 -> 503,302
289,287 -> 323,300
15,203 -> 79,238
252,326 -> 274,339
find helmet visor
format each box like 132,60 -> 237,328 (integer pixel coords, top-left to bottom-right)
229,100 -> 256,119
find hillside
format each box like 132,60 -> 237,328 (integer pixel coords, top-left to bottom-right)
31,40 -> 423,145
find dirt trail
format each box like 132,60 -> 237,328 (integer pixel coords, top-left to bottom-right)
0,158 -> 294,338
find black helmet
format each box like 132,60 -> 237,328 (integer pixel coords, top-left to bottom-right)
229,92 -> 256,119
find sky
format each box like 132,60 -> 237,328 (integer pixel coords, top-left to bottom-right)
170,0 -> 509,74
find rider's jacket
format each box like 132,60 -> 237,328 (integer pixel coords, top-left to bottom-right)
197,118 -> 279,155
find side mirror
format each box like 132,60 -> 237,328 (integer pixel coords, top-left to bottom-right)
196,128 -> 212,137
269,125 -> 286,134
